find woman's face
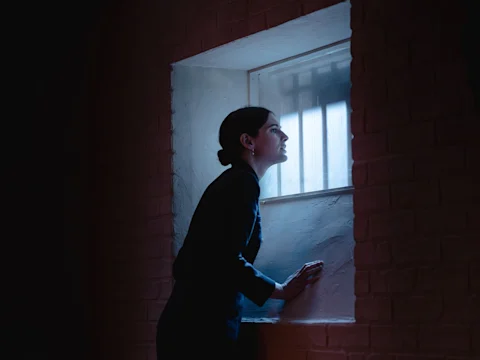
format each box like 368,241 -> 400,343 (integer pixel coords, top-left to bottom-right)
253,113 -> 289,165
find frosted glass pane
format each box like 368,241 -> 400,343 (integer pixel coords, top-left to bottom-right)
259,165 -> 278,199
303,107 -> 324,192
280,113 -> 300,196
326,101 -> 349,189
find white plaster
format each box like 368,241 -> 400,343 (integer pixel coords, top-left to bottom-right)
242,193 -> 354,321
176,2 -> 351,70
171,65 -> 248,254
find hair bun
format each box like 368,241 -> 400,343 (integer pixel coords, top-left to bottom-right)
217,149 -> 232,166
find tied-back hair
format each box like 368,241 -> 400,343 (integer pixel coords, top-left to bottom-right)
217,106 -> 271,166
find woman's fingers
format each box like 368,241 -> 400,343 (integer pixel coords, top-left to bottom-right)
298,261 -> 324,279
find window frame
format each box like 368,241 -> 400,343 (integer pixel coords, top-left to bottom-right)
248,38 -> 353,202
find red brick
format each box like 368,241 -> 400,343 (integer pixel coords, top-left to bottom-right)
110,302 -> 148,322
265,2 -> 302,28
363,50 -> 387,80
390,180 -> 439,209
351,26 -> 386,55
355,270 -> 370,295
467,207 -> 480,232
355,297 -> 392,322
415,207 -> 467,235
466,145 -> 480,173
363,74 -> 388,108
370,270 -> 387,294
302,0 -> 342,15
136,237 -> 172,259
354,185 -> 390,213
441,236 -> 480,263
147,215 -> 173,236
417,266 -> 469,293
367,156 -> 415,185
262,347 -> 307,360
435,117 -> 476,147
443,295 -> 480,323
350,81 -> 365,113
385,42 -> 410,74
387,268 -> 416,293
248,0 -> 288,15
147,345 -> 157,360
248,13 -> 267,34
370,325 -> 417,350
290,324 -> 328,349
390,236 -> 441,265
308,351 -> 347,360
157,279 -> 173,299
385,71 -> 411,104
471,264 -> 480,292
352,133 -> 387,161
327,324 -> 369,349
132,322 -> 157,343
138,280 -> 161,300
393,296 -> 443,323
389,156 -> 414,183
418,325 -> 470,352
365,354 -> 394,360
396,356 -> 444,360
367,158 -> 389,185
473,325 -> 480,353
147,174 -> 172,197
217,0 -> 248,26
122,345 -> 149,360
259,324 -> 327,350
140,258 -> 172,278
230,19 -> 249,42
413,146 -> 466,179
354,242 -> 391,268
440,175 -> 479,205
352,162 -> 367,187
365,102 -> 410,133
388,122 -> 435,154
354,214 -> 369,242
348,353 -> 365,360
147,300 -> 167,321
351,108 -> 366,135
369,211 -> 414,238
201,24 -> 232,51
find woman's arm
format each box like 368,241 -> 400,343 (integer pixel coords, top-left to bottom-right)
269,261 -> 324,301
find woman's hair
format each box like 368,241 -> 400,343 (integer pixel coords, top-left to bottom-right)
217,106 -> 271,166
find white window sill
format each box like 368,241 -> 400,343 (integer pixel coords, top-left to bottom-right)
241,317 -> 355,324
260,186 -> 353,206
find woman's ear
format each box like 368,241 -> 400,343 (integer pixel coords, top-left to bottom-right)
239,133 -> 255,151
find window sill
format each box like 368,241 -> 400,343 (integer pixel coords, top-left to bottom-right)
241,317 -> 355,324
259,186 -> 353,206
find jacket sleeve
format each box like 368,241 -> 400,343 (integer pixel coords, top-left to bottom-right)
223,171 -> 276,307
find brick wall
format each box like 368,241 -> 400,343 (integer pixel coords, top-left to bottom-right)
80,0 -> 479,359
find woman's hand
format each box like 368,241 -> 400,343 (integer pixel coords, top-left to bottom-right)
271,260 -> 324,301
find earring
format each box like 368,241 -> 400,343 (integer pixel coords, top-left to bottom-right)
251,150 -> 255,156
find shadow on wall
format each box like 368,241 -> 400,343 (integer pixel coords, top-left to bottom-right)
242,193 -> 355,322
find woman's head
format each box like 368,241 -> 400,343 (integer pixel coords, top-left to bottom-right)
217,106 -> 289,171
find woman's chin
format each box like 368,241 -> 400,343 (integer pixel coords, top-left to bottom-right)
277,154 -> 288,163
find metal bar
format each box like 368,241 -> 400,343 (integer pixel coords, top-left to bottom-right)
321,104 -> 328,190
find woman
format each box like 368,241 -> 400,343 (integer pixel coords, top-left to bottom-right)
156,106 -> 324,359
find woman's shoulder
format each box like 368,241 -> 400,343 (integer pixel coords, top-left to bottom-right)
214,166 -> 260,197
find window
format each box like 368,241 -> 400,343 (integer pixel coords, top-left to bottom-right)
249,41 -> 352,199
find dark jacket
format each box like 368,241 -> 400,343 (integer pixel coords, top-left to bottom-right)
156,160 -> 275,357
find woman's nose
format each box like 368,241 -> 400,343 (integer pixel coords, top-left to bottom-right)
281,131 -> 289,141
